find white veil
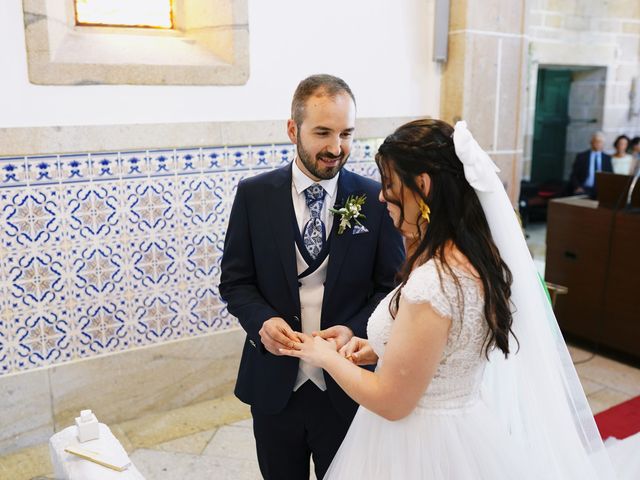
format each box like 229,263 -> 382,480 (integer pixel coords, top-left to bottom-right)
453,121 -> 617,479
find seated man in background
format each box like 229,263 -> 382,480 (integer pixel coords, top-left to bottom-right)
569,131 -> 613,197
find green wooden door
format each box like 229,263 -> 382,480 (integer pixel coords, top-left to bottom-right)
531,69 -> 571,183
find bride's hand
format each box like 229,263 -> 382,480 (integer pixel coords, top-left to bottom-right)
279,333 -> 339,368
339,337 -> 378,366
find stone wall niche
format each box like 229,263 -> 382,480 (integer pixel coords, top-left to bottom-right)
22,0 -> 249,85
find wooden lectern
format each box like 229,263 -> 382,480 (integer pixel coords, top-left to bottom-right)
545,173 -> 640,359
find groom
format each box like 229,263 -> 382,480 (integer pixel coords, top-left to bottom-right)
219,74 -> 404,479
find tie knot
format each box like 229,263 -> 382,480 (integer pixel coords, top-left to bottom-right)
304,184 -> 325,204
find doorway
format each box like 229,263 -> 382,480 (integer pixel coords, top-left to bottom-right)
530,66 -> 607,184
531,69 -> 572,183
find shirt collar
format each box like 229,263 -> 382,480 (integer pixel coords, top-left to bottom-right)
292,159 -> 339,200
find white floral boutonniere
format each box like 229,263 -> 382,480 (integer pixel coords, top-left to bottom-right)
329,194 -> 367,235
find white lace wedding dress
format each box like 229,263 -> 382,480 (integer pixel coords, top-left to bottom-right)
324,259 -> 536,479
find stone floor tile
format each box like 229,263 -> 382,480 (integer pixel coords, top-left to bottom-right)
202,425 -> 257,461
109,423 -> 135,454
0,443 -> 51,480
232,418 -> 253,428
568,344 -> 596,361
131,448 -> 262,480
119,394 -> 250,449
587,388 -> 633,415
576,355 -> 640,397
152,429 -> 217,455
578,377 -> 607,396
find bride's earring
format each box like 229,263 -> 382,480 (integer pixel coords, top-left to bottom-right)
418,199 -> 431,222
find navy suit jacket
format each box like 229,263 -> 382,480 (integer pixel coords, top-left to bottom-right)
569,149 -> 613,193
219,164 -> 404,418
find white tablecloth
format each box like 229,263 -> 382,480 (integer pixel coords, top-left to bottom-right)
49,423 -> 145,480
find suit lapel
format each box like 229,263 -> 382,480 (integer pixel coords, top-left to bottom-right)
267,164 -> 300,311
323,170 -> 357,304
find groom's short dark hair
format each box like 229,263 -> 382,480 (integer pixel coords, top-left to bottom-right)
291,74 -> 356,127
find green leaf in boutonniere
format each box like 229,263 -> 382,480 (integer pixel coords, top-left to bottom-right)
329,194 -> 367,235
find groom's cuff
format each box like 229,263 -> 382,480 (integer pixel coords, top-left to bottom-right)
247,336 -> 267,355
246,308 -> 281,356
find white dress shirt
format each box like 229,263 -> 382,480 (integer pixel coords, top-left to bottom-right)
290,160 -> 339,391
291,160 -> 339,235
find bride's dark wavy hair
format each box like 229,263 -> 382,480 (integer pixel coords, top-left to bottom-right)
376,118 -> 516,358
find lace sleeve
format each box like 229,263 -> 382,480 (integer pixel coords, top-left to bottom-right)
401,262 -> 453,320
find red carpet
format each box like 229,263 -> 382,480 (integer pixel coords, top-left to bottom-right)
594,395 -> 640,440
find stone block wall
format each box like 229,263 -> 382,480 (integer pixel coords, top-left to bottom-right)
524,0 -> 640,178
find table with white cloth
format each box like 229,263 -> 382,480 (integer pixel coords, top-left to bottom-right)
49,423 -> 145,480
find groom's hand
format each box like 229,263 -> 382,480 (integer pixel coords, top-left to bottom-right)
312,325 -> 353,351
259,317 -> 301,356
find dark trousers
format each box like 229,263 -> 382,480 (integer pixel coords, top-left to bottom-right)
251,381 -> 352,480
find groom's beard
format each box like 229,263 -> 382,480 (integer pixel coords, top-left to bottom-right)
297,131 -> 348,180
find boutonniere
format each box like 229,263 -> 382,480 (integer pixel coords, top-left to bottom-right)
329,194 -> 367,235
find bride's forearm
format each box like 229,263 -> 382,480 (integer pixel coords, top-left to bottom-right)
319,299 -> 448,422
322,353 -> 398,420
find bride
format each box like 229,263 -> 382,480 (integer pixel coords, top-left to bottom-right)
281,119 -> 618,478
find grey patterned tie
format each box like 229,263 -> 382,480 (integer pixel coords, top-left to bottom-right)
303,184 -> 326,260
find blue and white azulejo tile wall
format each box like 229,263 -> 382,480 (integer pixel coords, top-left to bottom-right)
0,139 -> 381,375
